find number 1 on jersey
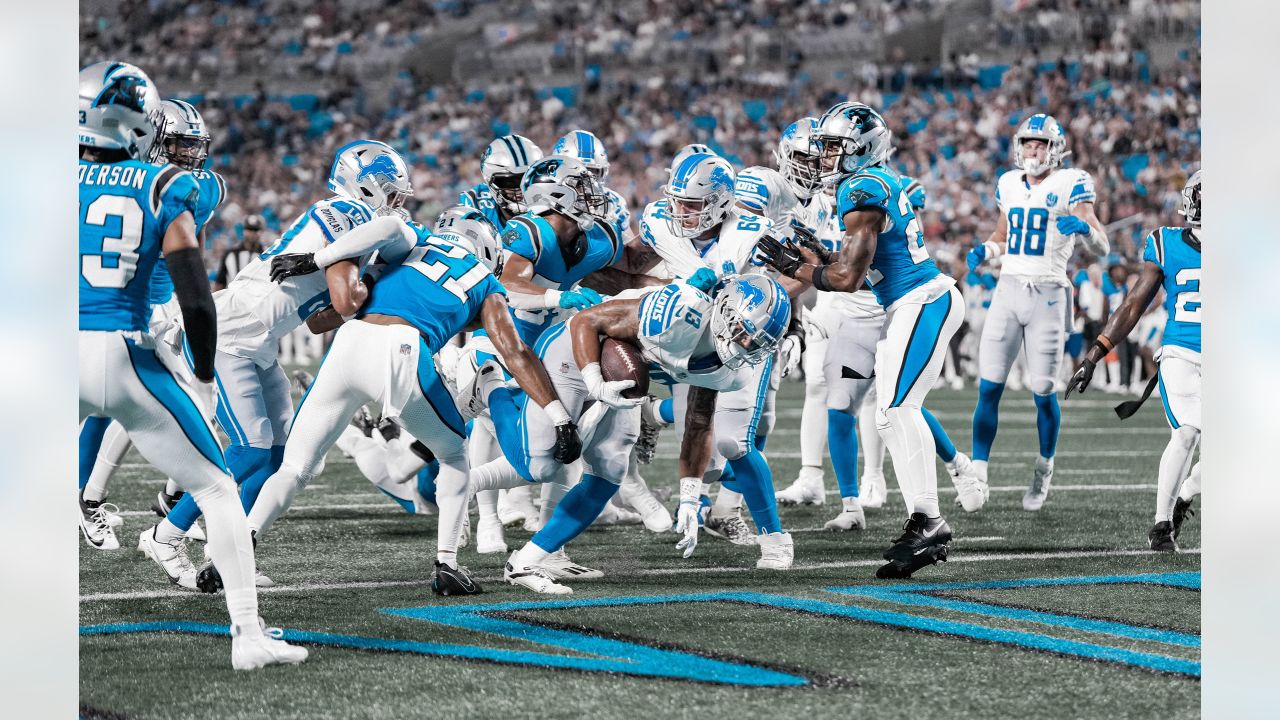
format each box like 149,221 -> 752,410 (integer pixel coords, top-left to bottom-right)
405,241 -> 489,301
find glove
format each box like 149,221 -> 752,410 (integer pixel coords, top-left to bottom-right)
1056,215 -> 1092,237
966,243 -> 987,272
270,253 -> 320,283
755,234 -> 804,277
558,288 -> 603,311
1064,358 -> 1097,399
779,334 -> 802,378
794,226 -> 832,264
674,477 -> 707,559
581,362 -> 643,410
553,422 -> 583,464
686,267 -> 718,294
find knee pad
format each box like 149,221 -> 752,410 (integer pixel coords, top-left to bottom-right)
1029,375 -> 1056,397
716,433 -> 749,462
1171,426 -> 1200,451
586,453 -> 629,485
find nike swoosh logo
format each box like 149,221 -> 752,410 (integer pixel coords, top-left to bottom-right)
921,525 -> 940,538
1048,300 -> 1059,306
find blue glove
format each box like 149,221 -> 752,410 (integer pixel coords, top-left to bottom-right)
558,288 -> 602,311
686,267 -> 717,293
966,243 -> 987,272
1056,215 -> 1091,237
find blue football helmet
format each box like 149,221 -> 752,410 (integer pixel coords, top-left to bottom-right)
521,155 -> 609,232
1012,114 -> 1069,177
553,130 -> 609,180
711,274 -> 792,370
78,61 -> 164,161
1180,170 -> 1201,229
328,140 -> 413,216
434,205 -> 504,275
158,99 -> 211,171
664,153 -> 736,239
815,102 -> 893,184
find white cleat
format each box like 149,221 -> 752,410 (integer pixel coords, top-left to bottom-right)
137,526 -> 197,590
497,485 -> 538,528
860,474 -> 888,509
476,516 -> 508,555
458,359 -> 505,421
185,521 -> 207,542
705,512 -> 758,546
105,507 -> 123,529
594,500 -> 643,527
538,548 -> 603,580
823,501 -> 866,531
620,484 -> 672,533
1024,456 -> 1054,511
505,557 -> 572,595
775,466 -> 826,506
948,451 -> 989,512
80,497 -> 121,550
756,531 -> 794,569
231,621 -> 308,670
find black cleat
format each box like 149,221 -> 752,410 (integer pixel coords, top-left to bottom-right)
875,513 -> 952,579
350,407 -> 376,438
377,417 -> 401,442
1148,521 -> 1179,553
195,530 -> 259,593
151,490 -> 185,519
431,562 -> 483,596
1171,497 -> 1195,540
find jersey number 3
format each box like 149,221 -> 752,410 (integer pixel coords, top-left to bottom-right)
82,195 -> 144,289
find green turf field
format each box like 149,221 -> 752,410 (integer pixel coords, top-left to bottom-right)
79,382 -> 1200,720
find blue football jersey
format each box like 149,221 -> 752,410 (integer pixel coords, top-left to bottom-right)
361,235 -> 507,354
148,169 -> 225,307
458,183 -> 507,231
80,159 -> 199,331
1142,227 -> 1201,353
834,166 -> 940,306
899,175 -> 927,211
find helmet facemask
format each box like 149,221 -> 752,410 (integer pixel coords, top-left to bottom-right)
162,133 -> 211,171
775,144 -> 823,199
710,297 -> 780,370
489,172 -> 527,216
1180,171 -> 1201,228
564,172 -> 609,225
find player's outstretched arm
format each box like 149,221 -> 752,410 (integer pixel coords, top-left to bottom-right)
1066,262 -> 1162,397
324,259 -> 368,318
316,215 -> 417,269
802,208 -> 879,292
499,254 -> 589,310
163,210 -> 217,382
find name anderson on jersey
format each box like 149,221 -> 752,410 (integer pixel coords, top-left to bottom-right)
78,163 -> 148,189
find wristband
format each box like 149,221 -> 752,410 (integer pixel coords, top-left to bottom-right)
811,264 -> 834,292
679,477 -> 702,503
983,240 -> 1004,259
544,399 -> 571,426
580,362 -> 603,387
543,289 -> 563,309
1096,334 -> 1115,353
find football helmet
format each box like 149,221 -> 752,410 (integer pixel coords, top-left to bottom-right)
1012,114 -> 1069,177
1180,170 -> 1201,229
775,117 -> 824,200
328,140 -> 413,216
481,134 -> 544,217
553,130 -> 609,180
815,102 -> 893,183
78,61 -> 164,161
669,143 -> 715,175
434,205 -> 504,275
521,155 -> 609,232
711,274 -> 792,370
663,153 -> 736,239
158,99 -> 212,171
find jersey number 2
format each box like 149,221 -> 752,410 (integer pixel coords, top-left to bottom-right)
1173,268 -> 1201,323
82,195 -> 143,288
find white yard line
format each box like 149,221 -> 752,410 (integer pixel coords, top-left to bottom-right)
80,547 -> 1198,602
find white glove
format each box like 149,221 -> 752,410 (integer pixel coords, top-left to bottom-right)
674,477 -> 706,559
189,378 -> 218,421
580,362 -> 643,410
779,335 -> 802,378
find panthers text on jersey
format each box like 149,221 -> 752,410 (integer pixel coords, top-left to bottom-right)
216,196 -> 376,366
360,235 -> 507,354
79,158 -> 199,331
149,169 -> 226,307
1143,227 -> 1201,354
995,167 -> 1096,282
635,283 -> 750,392
834,166 -> 941,307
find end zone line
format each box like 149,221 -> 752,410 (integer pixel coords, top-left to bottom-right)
79,547 -> 1200,603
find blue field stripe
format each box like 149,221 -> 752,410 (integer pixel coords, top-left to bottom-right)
124,338 -> 227,472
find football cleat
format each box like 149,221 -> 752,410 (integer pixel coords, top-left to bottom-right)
458,359 -> 504,421
949,451 -> 989,512
137,526 -> 197,589
350,406 -> 376,439
1171,497 -> 1196,540
538,549 -> 603,580
79,493 -> 121,550
775,466 -> 826,506
231,620 -> 309,670
594,500 -> 643,526
636,396 -> 667,465
497,485 -> 537,528
875,513 -> 952,579
1148,521 -> 1179,553
475,515 -> 508,555
505,558 -> 572,595
1023,457 -> 1054,511
619,481 -> 672,533
756,531 -> 794,569
431,561 -> 483,596
824,501 -> 866,531
860,473 -> 888,509
705,512 -> 757,546
151,489 -> 206,540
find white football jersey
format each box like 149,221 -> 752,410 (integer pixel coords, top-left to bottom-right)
734,166 -> 798,229
639,200 -> 772,282
995,167 -> 1096,282
632,283 -> 745,392
217,196 -> 377,367
794,191 -> 884,320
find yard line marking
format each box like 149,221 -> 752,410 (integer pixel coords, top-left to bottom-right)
79,548 -> 1199,602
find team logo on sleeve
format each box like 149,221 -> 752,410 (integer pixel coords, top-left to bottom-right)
845,188 -> 875,207
502,229 -> 519,247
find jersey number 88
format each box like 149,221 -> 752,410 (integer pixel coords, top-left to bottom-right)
1007,207 -> 1048,256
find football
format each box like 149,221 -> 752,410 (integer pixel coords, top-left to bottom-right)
600,337 -> 649,399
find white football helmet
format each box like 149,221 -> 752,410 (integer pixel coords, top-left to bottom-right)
328,140 -> 413,216
669,143 -> 715,175
158,99 -> 211,171
481,134 -> 545,217
815,102 -> 893,184
1012,114 -> 1069,177
553,130 -> 609,180
434,205 -> 504,275
711,275 -> 792,370
521,155 -> 609,232
664,153 -> 736,239
1180,170 -> 1201,229
78,61 -> 164,161
775,117 -> 824,200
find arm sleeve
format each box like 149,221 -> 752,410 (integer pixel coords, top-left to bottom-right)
166,247 -> 217,381
313,215 -> 417,268
733,169 -> 771,215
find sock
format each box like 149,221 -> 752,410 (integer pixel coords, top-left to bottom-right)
1156,427 -> 1200,522
800,382 -> 830,467
727,449 -> 782,534
436,549 -> 458,569
880,406 -> 940,516
1179,462 -> 1201,501
842,495 -> 861,512
191,478 -> 258,630
659,397 -> 674,424
153,517 -> 185,544
79,417 -> 112,492
972,379 -> 1005,462
827,409 -> 859,499
718,461 -> 740,493
433,450 -> 470,556
859,391 -> 886,480
531,474 -> 618,553
922,407 -> 957,463
754,432 -> 768,452
84,421 -> 132,502
711,486 -> 742,517
476,489 -> 500,522
1033,393 -> 1061,459
513,540 -> 551,567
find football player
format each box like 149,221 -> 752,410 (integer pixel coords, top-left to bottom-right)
460,134 -> 544,231
553,129 -> 631,235
759,102 -> 965,578
967,114 -> 1109,511
78,61 -> 304,668
1066,170 -> 1200,552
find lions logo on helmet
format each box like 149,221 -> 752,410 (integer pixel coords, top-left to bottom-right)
664,153 -> 736,239
553,130 -> 609,180
482,134 -> 545,217
520,155 -> 609,232
328,140 -> 413,217
79,61 -> 165,161
815,102 -> 893,183
434,205 -> 505,275
1180,170 -> 1201,229
710,274 -> 792,370
1012,114 -> 1069,177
